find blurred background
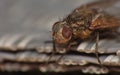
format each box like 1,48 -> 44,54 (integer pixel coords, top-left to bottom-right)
0,0 -> 96,34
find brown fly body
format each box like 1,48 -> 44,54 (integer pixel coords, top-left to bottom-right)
50,0 -> 120,65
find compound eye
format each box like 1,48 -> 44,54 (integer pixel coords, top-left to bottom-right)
62,26 -> 72,39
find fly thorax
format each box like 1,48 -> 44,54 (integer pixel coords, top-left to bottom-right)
73,26 -> 93,39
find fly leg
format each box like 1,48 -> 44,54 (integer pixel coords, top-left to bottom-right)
95,32 -> 103,67
45,38 -> 56,65
55,53 -> 65,63
56,42 -> 77,63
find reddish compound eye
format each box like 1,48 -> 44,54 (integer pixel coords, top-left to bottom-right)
62,26 -> 72,39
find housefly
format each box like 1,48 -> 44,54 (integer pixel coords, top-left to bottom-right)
49,0 -> 120,66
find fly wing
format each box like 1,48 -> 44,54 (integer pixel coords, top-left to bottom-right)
89,13 -> 120,30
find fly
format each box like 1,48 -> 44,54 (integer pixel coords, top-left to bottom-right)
47,0 -> 120,66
